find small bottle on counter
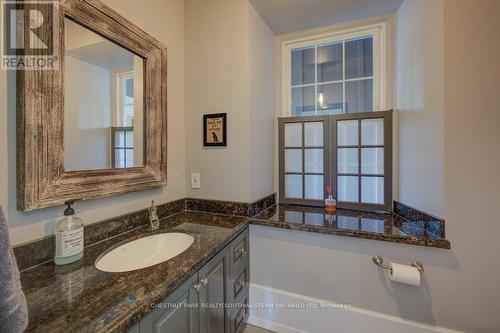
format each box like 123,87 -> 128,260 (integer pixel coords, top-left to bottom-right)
325,185 -> 337,213
54,200 -> 84,265
325,195 -> 337,213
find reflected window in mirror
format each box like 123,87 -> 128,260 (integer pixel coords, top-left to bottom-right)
63,17 -> 145,172
112,127 -> 134,168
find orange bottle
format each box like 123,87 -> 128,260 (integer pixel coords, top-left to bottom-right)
325,185 -> 337,213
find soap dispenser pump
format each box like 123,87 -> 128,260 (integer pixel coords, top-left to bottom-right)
54,200 -> 84,265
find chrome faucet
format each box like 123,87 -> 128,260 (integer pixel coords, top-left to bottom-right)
148,200 -> 160,231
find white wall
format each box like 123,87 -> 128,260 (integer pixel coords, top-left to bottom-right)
396,0 -> 444,216
250,225 -> 466,332
249,3 -> 275,200
0,0 -> 186,245
185,0 -> 274,202
442,0 -> 500,330
250,1 -> 500,332
185,0 -> 251,202
64,55 -> 112,171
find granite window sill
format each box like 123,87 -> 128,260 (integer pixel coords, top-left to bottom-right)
250,204 -> 450,249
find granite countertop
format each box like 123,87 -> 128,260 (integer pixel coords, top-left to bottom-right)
21,211 -> 249,333
250,204 -> 450,249
21,203 -> 449,332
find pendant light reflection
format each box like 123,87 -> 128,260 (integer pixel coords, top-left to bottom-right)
318,91 -> 328,109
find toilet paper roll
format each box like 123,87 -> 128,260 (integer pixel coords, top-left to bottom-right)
390,263 -> 421,286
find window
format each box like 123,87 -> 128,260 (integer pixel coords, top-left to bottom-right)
112,127 -> 134,168
279,111 -> 392,212
280,117 -> 330,203
283,24 -> 386,117
111,70 -> 135,168
333,112 -> 392,210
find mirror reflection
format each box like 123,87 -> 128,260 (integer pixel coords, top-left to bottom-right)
64,18 -> 144,171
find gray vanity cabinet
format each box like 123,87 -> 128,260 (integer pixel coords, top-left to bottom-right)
137,227 -> 249,333
199,247 -> 230,333
139,273 -> 199,333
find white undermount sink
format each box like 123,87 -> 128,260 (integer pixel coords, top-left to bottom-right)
95,232 -> 195,273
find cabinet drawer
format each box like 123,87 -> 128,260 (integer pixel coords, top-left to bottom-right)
233,265 -> 249,301
229,227 -> 249,278
229,292 -> 249,333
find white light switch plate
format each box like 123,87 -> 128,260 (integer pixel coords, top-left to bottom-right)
191,173 -> 201,189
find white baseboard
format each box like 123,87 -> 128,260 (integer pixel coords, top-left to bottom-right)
248,316 -> 308,333
248,283 -> 462,333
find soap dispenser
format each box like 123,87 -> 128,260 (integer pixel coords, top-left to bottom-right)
54,200 -> 84,265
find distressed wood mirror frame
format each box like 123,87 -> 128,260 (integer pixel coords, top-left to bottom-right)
17,0 -> 167,211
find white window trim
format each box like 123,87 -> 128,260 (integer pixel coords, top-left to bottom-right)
282,22 -> 387,117
111,67 -> 134,127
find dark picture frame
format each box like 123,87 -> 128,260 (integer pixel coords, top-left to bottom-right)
203,113 -> 227,147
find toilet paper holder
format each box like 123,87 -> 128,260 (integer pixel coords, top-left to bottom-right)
372,255 -> 424,275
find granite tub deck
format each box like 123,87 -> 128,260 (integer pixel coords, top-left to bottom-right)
21,211 -> 249,333
250,204 -> 450,249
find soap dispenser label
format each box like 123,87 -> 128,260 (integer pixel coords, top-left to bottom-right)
56,229 -> 84,257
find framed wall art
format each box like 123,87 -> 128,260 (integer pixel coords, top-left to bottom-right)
203,113 -> 227,147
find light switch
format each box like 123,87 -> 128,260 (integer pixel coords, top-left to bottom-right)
191,173 -> 201,189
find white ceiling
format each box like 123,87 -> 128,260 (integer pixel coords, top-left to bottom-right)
66,42 -> 135,71
65,18 -> 136,71
250,0 -> 404,34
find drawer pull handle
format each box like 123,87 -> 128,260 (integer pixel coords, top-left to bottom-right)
194,278 -> 208,292
236,247 -> 246,256
236,279 -> 245,290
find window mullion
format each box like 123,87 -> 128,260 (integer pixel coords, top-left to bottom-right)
123,148 -> 127,168
342,40 -> 346,114
314,46 -> 318,115
302,122 -> 306,199
357,119 -> 362,203
291,83 -> 316,88
345,76 -> 374,82
316,79 -> 343,86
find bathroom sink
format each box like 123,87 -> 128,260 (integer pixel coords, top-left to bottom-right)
95,232 -> 195,273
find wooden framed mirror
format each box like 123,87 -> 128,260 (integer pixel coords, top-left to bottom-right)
17,0 -> 167,211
